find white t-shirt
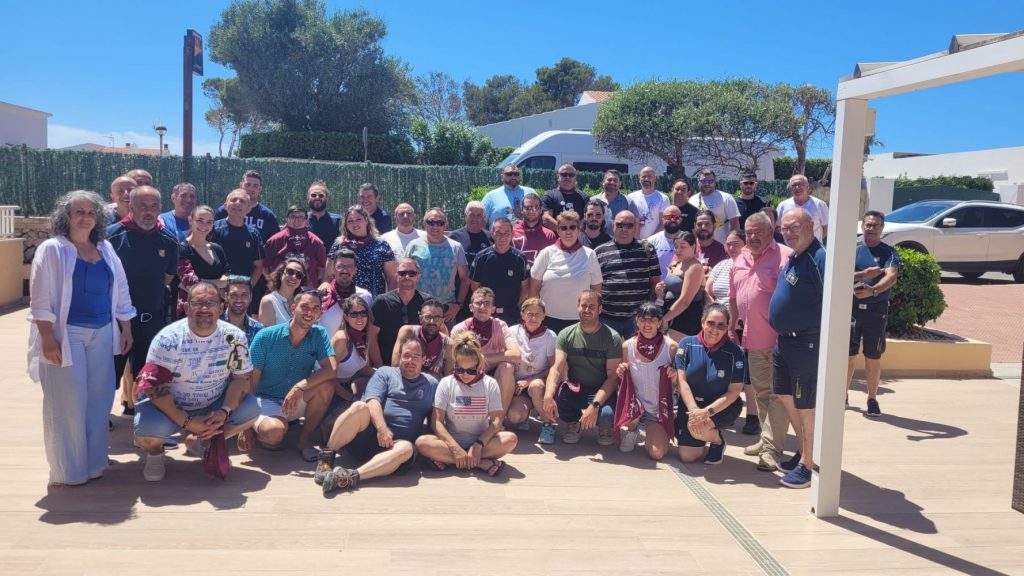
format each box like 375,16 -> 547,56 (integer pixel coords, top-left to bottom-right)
646,231 -> 678,279
434,374 -> 503,447
777,196 -> 829,241
319,287 -> 373,335
147,319 -> 253,411
690,191 -> 740,243
530,245 -> 603,321
381,228 -> 427,257
509,324 -> 557,379
627,190 -> 669,239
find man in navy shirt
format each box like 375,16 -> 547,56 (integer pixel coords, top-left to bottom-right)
306,180 -> 341,250
106,186 -> 179,406
212,189 -> 264,313
847,210 -> 900,417
469,217 -> 529,325
768,207 -> 826,489
214,170 -> 280,245
359,182 -> 393,234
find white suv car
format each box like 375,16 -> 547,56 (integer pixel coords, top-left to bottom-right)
871,200 -> 1024,281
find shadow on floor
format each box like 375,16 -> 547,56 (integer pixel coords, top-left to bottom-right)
846,407 -> 968,441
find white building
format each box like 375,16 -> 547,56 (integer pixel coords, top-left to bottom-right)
864,146 -> 1024,185
0,101 -> 51,149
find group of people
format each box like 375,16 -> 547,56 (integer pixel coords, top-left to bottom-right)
28,163 -> 898,493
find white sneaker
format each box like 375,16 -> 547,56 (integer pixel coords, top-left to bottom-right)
562,422 -> 581,444
597,427 -> 614,446
143,452 -> 166,482
619,427 -> 640,452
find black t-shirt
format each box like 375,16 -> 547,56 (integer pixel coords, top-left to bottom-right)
580,229 -> 612,249
105,224 -> 179,312
449,227 -> 493,268
211,220 -> 264,277
735,195 -> 768,229
307,212 -> 341,249
372,289 -> 426,362
677,203 -> 700,236
542,188 -> 589,219
469,246 -> 529,315
179,241 -> 229,279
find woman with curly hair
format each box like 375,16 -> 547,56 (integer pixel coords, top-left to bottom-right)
258,256 -> 307,326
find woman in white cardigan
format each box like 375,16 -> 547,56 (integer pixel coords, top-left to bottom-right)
28,190 -> 135,486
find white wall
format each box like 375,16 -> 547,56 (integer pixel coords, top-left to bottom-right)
864,146 -> 1024,185
476,103 -> 600,147
0,102 -> 50,149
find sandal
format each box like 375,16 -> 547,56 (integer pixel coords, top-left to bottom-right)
236,428 -> 254,453
483,459 -> 506,477
429,459 -> 448,471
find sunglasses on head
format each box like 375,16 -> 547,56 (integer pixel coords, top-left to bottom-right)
453,367 -> 480,376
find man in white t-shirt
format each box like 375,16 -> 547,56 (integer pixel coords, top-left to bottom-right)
318,248 -> 374,335
133,282 -> 260,482
627,166 -> 669,240
380,203 -> 426,257
776,174 -> 829,242
689,168 -> 740,244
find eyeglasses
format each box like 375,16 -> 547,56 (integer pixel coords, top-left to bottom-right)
614,222 -> 635,229
703,321 -> 728,330
397,270 -> 419,278
425,220 -> 446,227
188,300 -> 219,309
346,310 -> 369,318
286,213 -> 307,220
284,268 -> 306,280
558,172 -> 577,178
558,225 -> 578,231
699,179 -> 715,184
503,171 -> 521,177
780,224 -> 803,233
453,367 -> 480,375
472,300 -> 494,308
740,181 -> 756,186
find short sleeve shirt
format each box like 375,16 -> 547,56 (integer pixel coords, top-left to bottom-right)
556,323 -> 623,390
769,239 -> 827,335
647,231 -> 678,279
511,222 -> 556,267
404,238 -> 467,304
307,212 -> 341,248
735,195 -> 768,229
542,188 -> 588,219
212,220 -> 264,277
362,367 -> 437,442
263,228 -> 327,288
674,335 -> 746,405
510,324 -> 557,379
482,186 -> 536,227
372,289 -> 425,363
690,191 -> 740,244
147,319 -> 252,411
215,203 -> 280,245
250,323 -> 335,403
433,374 -> 503,446
469,246 -> 529,315
595,241 -> 660,320
854,241 -> 900,305
531,245 -> 603,321
330,238 -> 396,297
777,196 -> 829,241
449,227 -> 493,268
627,190 -> 670,239
159,211 -> 190,241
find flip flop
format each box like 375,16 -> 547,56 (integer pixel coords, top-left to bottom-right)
484,459 -> 506,477
429,459 -> 448,471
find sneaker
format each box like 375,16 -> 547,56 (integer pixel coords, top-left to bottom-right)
143,452 -> 166,482
756,452 -> 779,472
321,466 -> 359,495
562,422 -> 581,444
515,419 -> 530,432
866,398 -> 881,417
703,435 -> 726,465
314,449 -> 336,486
597,427 -> 614,446
741,415 -> 761,435
780,463 -> 812,488
537,424 -> 556,445
619,427 -> 640,453
778,451 -> 801,472
184,435 -> 208,458
743,440 -> 763,456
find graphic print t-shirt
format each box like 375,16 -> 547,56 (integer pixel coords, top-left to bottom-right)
147,319 -> 252,410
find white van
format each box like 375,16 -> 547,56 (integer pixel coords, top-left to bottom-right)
498,130 -> 667,175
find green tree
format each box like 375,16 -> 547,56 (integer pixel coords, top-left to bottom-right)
410,119 -> 495,166
202,76 -> 270,157
209,0 -> 414,134
776,84 -> 835,176
414,71 -> 464,123
535,57 -> 619,109
463,75 -> 526,125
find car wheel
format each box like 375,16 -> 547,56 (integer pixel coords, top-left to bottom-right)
896,242 -> 927,254
1014,257 -> 1024,283
958,272 -> 984,280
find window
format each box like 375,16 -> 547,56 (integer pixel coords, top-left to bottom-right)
518,155 -> 555,170
572,161 -> 628,173
988,207 -> 1024,228
941,207 -> 985,228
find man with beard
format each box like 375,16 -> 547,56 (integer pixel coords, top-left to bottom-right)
372,258 -> 428,364
541,164 -> 588,232
263,205 -> 327,289
482,164 -> 536,227
470,218 -> 530,325
242,290 -> 338,461
390,299 -> 453,380
306,180 -> 341,249
212,189 -> 264,313
511,193 -> 556,267
735,171 -> 767,229
222,276 -> 264,343
319,248 -> 373,336
594,169 -> 638,236
359,182 -> 393,234
133,282 -> 260,481
689,169 -> 740,244
627,166 -> 670,240
648,205 -> 687,278
670,179 -> 700,235
580,198 -> 613,249
380,203 -> 426,257
694,210 -> 729,268
450,287 -> 522,413
159,183 -> 197,241
595,211 -> 661,338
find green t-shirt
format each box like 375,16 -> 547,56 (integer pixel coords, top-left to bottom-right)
555,323 -> 623,390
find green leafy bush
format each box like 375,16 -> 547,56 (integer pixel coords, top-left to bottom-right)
238,131 -> 416,164
479,146 -> 516,167
773,157 -> 832,181
886,247 -> 947,336
895,175 -> 994,192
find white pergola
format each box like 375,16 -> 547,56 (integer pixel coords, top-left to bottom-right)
813,30 -> 1024,517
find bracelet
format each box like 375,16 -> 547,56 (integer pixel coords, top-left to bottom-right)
181,414 -> 193,429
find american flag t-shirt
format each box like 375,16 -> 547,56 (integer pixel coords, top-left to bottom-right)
453,395 -> 488,416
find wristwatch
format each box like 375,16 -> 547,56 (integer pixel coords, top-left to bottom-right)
219,406 -> 233,418
590,401 -> 601,410
707,406 -> 716,416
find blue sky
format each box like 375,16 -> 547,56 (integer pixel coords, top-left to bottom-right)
3,0 -> 1022,158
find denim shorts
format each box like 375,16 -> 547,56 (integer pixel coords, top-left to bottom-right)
134,393 -> 260,440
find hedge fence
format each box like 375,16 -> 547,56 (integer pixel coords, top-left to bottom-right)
0,147 -> 791,228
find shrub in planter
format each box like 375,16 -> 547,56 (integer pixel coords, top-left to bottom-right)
886,247 -> 947,337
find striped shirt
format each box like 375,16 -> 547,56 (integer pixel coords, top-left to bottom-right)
595,240 -> 660,320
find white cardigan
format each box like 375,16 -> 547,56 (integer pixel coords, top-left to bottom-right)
27,236 -> 136,382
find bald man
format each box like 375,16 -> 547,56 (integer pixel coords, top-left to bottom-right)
105,176 -> 136,223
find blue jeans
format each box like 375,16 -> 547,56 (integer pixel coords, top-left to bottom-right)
135,392 -> 260,440
39,323 -> 115,484
556,381 -> 615,429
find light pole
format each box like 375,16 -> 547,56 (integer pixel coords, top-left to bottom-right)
154,123 -> 167,156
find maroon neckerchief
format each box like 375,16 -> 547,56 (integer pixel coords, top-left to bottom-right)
555,238 -> 583,253
467,317 -> 494,347
285,226 -> 310,253
341,234 -> 369,254
525,323 -> 548,339
347,325 -> 368,359
321,279 -> 356,311
418,327 -> 443,368
118,213 -> 165,235
454,370 -> 486,386
635,331 -> 664,361
698,331 -> 727,353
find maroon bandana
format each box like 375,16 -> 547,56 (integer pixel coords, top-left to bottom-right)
347,325 -> 368,359
341,234 -> 369,255
555,238 -> 582,253
698,330 -> 726,353
321,279 -> 356,311
118,213 -> 165,235
635,332 -> 664,362
467,317 -> 493,347
418,327 -> 444,369
525,323 -> 548,339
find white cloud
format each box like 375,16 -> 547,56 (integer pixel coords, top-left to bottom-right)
48,124 -> 221,157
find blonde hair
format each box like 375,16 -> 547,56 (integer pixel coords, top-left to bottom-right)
520,297 -> 545,312
452,332 -> 485,368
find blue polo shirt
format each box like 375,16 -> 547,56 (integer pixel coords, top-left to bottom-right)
211,219 -> 264,277
105,223 -> 178,313
159,211 -> 190,241
769,238 -> 826,335
250,323 -> 334,403
307,211 -> 341,249
215,203 -> 280,245
854,241 -> 900,305
674,336 -> 746,404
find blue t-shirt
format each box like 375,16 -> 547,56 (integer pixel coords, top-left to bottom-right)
361,366 -> 437,442
769,238 -> 827,335
215,203 -> 280,245
307,211 -> 341,249
67,258 -> 113,328
481,186 -> 536,227
211,220 -> 264,277
854,241 -> 900,305
674,335 -> 746,406
469,246 -> 529,314
159,211 -> 191,241
250,323 -> 334,403
105,223 -> 179,312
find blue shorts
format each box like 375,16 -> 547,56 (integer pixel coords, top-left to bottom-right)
849,302 -> 889,360
773,333 -> 820,410
134,393 -> 261,440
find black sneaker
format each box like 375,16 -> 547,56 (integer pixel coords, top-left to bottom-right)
866,398 -> 881,417
778,451 -> 801,472
314,450 -> 336,486
121,402 -> 135,418
703,435 -> 726,465
741,415 -> 761,435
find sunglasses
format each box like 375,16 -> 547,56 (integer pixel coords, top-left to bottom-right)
664,215 -> 682,222
558,225 -> 578,231
346,310 -> 369,318
309,193 -> 327,198
558,172 -> 577,178
425,220 -> 446,227
741,181 -> 756,185
699,179 -> 715,184
397,270 -> 419,277
614,222 -> 635,229
453,367 -> 480,376
284,268 -> 306,280
704,321 -> 728,330
503,171 -> 521,177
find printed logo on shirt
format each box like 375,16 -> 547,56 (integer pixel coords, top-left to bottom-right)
786,271 -> 798,286
157,334 -> 176,352
735,360 -> 744,370
414,388 -> 425,400
158,249 -> 166,258
717,370 -> 725,378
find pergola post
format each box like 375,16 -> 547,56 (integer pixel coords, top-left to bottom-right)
811,97 -> 867,517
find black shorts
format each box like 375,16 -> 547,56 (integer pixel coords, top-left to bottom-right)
674,399 -> 743,447
849,302 -> 889,360
773,333 -> 820,410
346,426 -> 416,475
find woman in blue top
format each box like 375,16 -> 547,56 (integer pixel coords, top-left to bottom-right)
673,303 -> 746,466
328,206 -> 397,297
27,190 -> 135,485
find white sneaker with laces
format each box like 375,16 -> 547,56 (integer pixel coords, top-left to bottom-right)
619,427 -> 640,452
143,452 -> 166,482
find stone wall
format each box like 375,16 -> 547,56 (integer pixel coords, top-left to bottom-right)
16,217 -> 52,265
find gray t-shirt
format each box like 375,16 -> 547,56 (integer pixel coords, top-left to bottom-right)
362,367 -> 438,442
433,374 -> 503,447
